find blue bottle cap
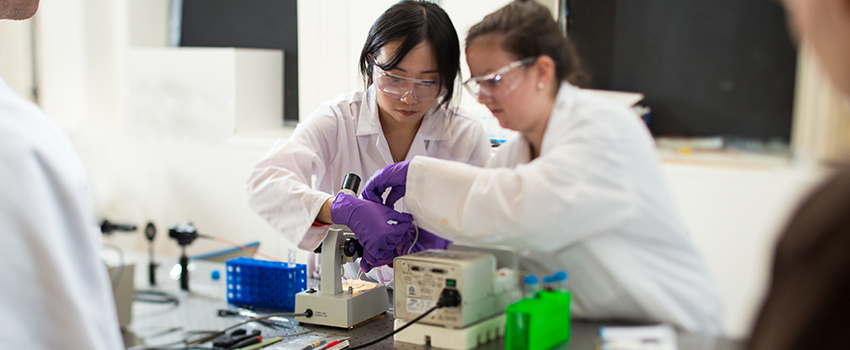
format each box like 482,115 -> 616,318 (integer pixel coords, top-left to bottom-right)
542,276 -> 554,284
554,271 -> 568,281
524,275 -> 539,285
211,270 -> 221,280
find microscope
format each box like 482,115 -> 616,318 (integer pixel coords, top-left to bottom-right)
294,173 -> 390,328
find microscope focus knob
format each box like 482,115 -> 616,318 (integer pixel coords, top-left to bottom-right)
343,237 -> 363,258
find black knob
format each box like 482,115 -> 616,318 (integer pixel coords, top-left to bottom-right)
145,222 -> 156,241
343,237 -> 363,258
169,222 -> 198,247
341,173 -> 361,193
100,219 -> 138,235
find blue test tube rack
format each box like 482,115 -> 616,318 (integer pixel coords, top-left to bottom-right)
226,257 -> 307,311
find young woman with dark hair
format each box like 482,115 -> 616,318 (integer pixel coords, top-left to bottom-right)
361,0 -> 724,333
246,0 -> 490,284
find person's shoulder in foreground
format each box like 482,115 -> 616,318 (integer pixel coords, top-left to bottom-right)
748,0 -> 850,347
0,2 -> 123,348
748,166 -> 850,349
0,80 -> 124,350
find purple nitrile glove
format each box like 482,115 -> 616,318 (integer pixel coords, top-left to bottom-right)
359,247 -> 394,273
330,193 -> 413,268
362,161 -> 410,208
395,226 -> 452,256
361,226 -> 451,273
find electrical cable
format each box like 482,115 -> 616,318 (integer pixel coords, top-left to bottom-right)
196,234 -> 282,262
372,265 -> 391,274
135,290 -> 180,305
407,224 -> 420,255
144,326 -> 184,339
347,288 -> 461,350
347,305 -> 439,350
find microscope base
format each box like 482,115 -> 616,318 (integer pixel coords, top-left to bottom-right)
294,283 -> 390,328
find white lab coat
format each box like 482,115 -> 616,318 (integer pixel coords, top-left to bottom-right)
246,86 -> 491,283
405,83 -> 724,334
0,77 -> 124,349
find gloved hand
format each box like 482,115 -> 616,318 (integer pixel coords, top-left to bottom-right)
330,193 -> 413,270
361,226 -> 452,272
362,160 -> 411,208
359,248 -> 394,273
395,225 -> 451,256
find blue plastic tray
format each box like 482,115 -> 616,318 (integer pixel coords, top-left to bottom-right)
225,257 -> 307,311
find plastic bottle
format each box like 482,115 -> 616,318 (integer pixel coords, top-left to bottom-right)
524,275 -> 540,298
552,271 -> 569,292
288,249 -> 296,268
542,275 -> 555,291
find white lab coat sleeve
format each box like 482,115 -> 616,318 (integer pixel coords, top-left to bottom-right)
405,122 -> 639,252
0,91 -> 124,350
246,104 -> 340,250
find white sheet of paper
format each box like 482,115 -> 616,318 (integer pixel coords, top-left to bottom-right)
600,324 -> 678,350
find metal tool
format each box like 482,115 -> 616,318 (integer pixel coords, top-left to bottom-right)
217,308 -> 297,328
212,328 -> 261,349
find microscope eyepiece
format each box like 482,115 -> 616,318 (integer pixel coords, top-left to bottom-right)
341,173 -> 361,194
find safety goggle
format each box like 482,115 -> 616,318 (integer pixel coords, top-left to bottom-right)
463,57 -> 537,100
373,63 -> 443,102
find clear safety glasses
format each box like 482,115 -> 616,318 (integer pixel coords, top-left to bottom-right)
373,64 -> 443,102
463,57 -> 537,100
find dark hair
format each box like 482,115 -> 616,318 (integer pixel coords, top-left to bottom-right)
466,0 -> 583,86
359,0 -> 461,108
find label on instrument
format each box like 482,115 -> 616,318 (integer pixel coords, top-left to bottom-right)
406,298 -> 437,313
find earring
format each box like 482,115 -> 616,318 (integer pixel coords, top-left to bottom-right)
538,82 -> 545,89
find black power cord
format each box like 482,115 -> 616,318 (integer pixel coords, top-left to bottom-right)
347,288 -> 462,350
135,290 -> 180,305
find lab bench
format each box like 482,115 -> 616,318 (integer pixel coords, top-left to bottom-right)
122,258 -> 743,350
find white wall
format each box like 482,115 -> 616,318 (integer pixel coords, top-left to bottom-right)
0,19 -> 34,101
661,157 -> 825,338
443,0 -> 519,141
0,0 -> 832,340
28,0 -> 297,262
297,0 -> 355,121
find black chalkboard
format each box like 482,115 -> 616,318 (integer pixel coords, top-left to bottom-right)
567,0 -> 797,141
180,0 -> 298,123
